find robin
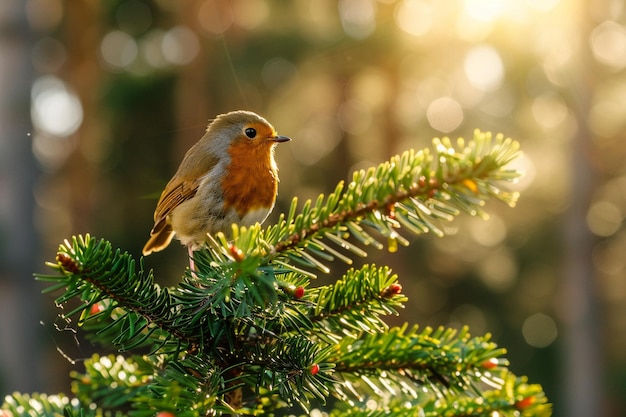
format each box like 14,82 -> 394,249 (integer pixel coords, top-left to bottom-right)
142,110 -> 291,266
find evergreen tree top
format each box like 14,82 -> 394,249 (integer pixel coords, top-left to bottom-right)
3,130 -> 552,417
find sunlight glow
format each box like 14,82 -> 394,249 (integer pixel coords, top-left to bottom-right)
590,20 -> 626,70
394,0 -> 433,37
525,0 -> 560,13
463,45 -> 504,91
463,0 -> 544,23
463,0 -> 508,22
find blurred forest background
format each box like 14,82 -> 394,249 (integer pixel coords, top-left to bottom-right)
1,0 -> 625,416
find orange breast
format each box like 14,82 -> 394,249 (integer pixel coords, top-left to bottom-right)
221,141 -> 278,218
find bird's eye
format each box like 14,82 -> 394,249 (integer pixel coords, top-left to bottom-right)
244,127 -> 257,138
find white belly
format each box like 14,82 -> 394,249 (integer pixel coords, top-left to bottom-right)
240,206 -> 272,226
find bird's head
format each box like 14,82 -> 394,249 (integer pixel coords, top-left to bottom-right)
210,110 -> 291,152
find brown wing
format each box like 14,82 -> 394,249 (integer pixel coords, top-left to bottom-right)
152,178 -> 201,228
143,130 -> 220,255
151,139 -> 219,226
142,177 -> 201,255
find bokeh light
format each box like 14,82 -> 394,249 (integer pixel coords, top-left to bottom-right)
198,0 -> 234,35
31,37 -> 66,73
587,201 -> 622,237
100,30 -> 138,70
590,20 -> 626,70
394,0 -> 434,37
426,97 -> 464,133
531,92 -> 569,130
140,29 -> 168,69
338,0 -> 376,39
463,45 -> 504,91
522,313 -> 558,348
30,75 -> 83,137
463,0 -> 509,22
161,26 -> 200,66
469,215 -> 507,247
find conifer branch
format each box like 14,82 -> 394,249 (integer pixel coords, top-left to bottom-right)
205,130 -> 522,275
329,373 -> 551,417
0,393 -> 80,417
320,325 -> 506,394
305,265 -> 406,341
40,235 -> 216,353
273,130 -> 520,254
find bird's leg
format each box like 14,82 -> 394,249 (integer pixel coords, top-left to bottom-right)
187,245 -> 196,273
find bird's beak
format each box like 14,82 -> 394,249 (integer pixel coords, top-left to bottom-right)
272,135 -> 291,143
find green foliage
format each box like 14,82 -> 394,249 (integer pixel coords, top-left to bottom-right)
1,393 -> 83,417
3,132 -> 552,416
328,373 -> 549,417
